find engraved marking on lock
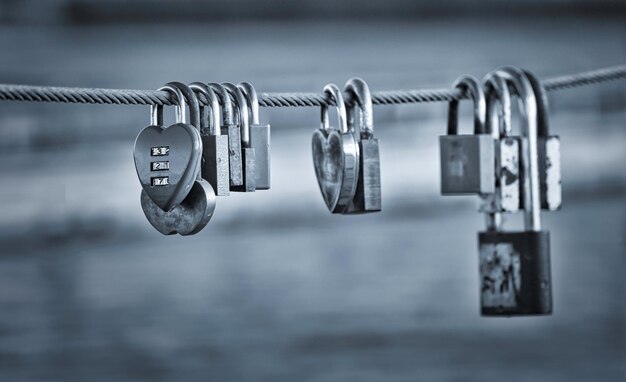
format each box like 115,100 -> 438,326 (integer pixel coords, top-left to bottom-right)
151,176 -> 170,186
448,143 -> 468,178
480,243 -> 521,308
151,161 -> 170,171
151,146 -> 170,156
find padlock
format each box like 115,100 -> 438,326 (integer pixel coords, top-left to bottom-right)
440,75 -> 495,195
524,70 -> 562,211
208,83 -> 243,188
133,82 -> 202,211
342,77 -> 381,213
223,82 -> 256,192
480,71 -> 520,216
140,82 -> 216,235
189,82 -> 230,196
311,83 -> 359,213
238,82 -> 271,190
478,68 -> 552,316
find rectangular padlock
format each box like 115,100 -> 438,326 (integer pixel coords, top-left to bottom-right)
224,124 -> 243,188
479,136 -> 520,213
250,123 -> 270,190
345,137 -> 381,213
439,134 -> 495,195
538,136 -> 561,210
231,147 -> 255,193
478,230 -> 552,316
202,134 -> 230,196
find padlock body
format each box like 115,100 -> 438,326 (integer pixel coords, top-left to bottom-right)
538,135 -> 561,210
232,147 -> 256,192
440,134 -> 495,195
478,230 -> 552,316
225,124 -> 243,188
250,123 -> 271,190
202,135 -> 230,196
344,137 -> 381,213
479,136 -> 520,213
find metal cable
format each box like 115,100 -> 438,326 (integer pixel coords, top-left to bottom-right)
0,65 -> 623,108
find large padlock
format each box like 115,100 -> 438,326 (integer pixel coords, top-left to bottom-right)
311,83 -> 359,213
480,71 -> 520,216
342,77 -> 381,213
223,83 -> 256,192
133,82 -> 202,212
238,82 -> 271,190
189,82 -> 230,196
209,83 -> 243,188
524,70 -> 562,211
140,82 -> 216,235
478,68 -> 552,316
440,75 -> 495,195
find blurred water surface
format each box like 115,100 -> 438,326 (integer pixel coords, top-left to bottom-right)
0,15 -> 624,381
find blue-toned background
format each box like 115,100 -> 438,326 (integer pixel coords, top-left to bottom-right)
0,1 -> 624,380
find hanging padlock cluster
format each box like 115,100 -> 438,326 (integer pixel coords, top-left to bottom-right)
439,67 -> 561,316
133,82 -> 271,235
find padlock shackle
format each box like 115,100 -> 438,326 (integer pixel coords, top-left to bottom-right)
208,83 -> 235,127
237,82 -> 260,125
152,84 -> 186,126
523,70 -> 551,138
446,75 -> 486,136
483,72 -> 512,139
189,82 -> 221,136
320,83 -> 348,134
344,78 -> 374,139
496,67 -> 541,231
222,82 -> 251,147
160,82 -> 201,132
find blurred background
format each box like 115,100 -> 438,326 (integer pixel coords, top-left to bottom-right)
0,0 -> 624,381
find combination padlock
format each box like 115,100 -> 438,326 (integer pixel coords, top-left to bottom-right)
223,82 -> 256,192
140,82 -> 216,235
478,68 -> 552,316
209,83 -> 243,189
342,77 -> 381,213
238,82 -> 271,190
189,82 -> 230,196
311,83 -> 359,213
524,70 -> 561,211
439,75 -> 495,195
133,82 -> 202,212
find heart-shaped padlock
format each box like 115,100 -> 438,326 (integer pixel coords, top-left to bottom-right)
311,83 -> 359,213
133,83 -> 202,212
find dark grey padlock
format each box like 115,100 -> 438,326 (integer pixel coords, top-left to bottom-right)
480,71 -> 520,217
209,83 -> 243,188
189,82 -> 230,196
478,67 -> 552,316
440,75 -> 495,195
341,77 -> 381,214
524,70 -> 561,211
223,83 -> 256,193
238,82 -> 271,190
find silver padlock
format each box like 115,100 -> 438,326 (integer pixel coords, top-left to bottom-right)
478,68 -> 552,316
238,82 -> 271,190
223,82 -> 256,192
189,82 -> 230,196
524,70 -> 561,211
439,75 -> 495,195
342,77 -> 381,214
208,83 -> 243,188
481,71 -> 520,216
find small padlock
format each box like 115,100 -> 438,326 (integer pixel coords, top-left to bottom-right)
140,82 -> 216,235
342,77 -> 381,213
238,82 -> 271,190
189,82 -> 230,196
311,83 -> 359,213
524,70 -> 562,211
480,71 -> 520,215
440,75 -> 495,195
208,83 -> 243,189
478,68 -> 552,316
133,82 -> 202,212
223,82 -> 256,192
